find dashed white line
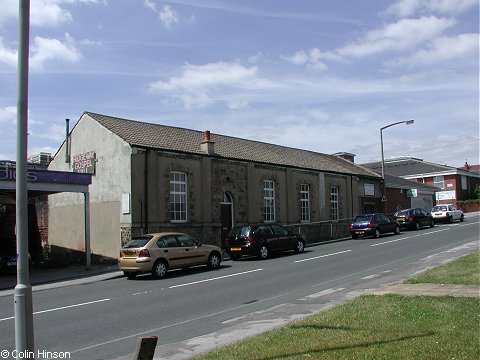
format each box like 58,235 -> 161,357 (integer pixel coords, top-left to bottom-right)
0,298 -> 111,322
169,268 -> 263,289
294,249 -> 352,263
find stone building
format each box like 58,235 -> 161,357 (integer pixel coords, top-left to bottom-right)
48,112 -> 382,260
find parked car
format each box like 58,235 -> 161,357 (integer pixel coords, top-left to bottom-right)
118,232 -> 223,279
224,223 -> 306,260
394,208 -> 434,230
431,204 -> 464,223
0,253 -> 17,273
348,213 -> 400,239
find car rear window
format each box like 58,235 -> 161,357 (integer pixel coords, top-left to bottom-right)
228,226 -> 251,237
354,215 -> 372,222
122,236 -> 152,248
395,210 -> 410,216
432,206 -> 447,212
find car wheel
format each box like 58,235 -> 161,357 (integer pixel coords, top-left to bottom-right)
207,252 -> 221,269
373,228 -> 380,238
257,244 -> 269,260
123,271 -> 136,279
230,253 -> 241,261
294,240 -> 305,253
352,234 -> 359,239
460,214 -> 464,222
429,219 -> 434,228
394,225 -> 400,235
448,216 -> 453,224
152,259 -> 168,279
415,222 -> 420,230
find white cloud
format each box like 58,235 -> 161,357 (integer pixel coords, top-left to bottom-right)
0,38 -> 17,67
144,1 -> 182,28
30,0 -> 73,27
159,5 -> 180,28
0,106 -> 17,123
0,33 -> 83,70
30,33 -> 82,70
386,0 -> 478,18
281,48 -> 330,71
150,62 -> 257,109
392,33 -> 479,66
338,16 -> 455,58
283,16 -> 456,69
0,0 -> 106,28
30,123 -> 67,142
150,62 -> 257,91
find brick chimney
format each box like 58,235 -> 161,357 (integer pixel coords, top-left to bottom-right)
200,130 -> 215,155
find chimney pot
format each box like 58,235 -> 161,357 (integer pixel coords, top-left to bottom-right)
203,130 -> 211,141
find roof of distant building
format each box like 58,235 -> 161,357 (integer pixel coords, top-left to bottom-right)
82,112 -> 380,179
362,157 -> 480,178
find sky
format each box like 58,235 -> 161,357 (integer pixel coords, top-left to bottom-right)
0,0 -> 478,168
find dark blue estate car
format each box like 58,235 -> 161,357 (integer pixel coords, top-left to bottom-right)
348,213 -> 400,239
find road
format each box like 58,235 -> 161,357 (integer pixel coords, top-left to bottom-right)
0,214 -> 478,360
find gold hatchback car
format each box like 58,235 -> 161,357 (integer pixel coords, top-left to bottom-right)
118,232 -> 223,279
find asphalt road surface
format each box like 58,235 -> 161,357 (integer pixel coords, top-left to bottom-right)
0,213 -> 478,360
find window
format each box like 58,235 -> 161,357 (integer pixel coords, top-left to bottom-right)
330,186 -> 339,221
263,180 -> 275,222
170,171 -> 187,222
433,175 -> 444,189
300,184 -> 310,223
461,175 -> 467,190
177,234 -> 197,247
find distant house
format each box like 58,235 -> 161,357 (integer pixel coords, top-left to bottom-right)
47,112 -> 383,260
362,157 -> 480,208
382,173 -> 438,213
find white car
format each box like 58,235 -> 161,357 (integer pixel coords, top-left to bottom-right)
431,204 -> 464,223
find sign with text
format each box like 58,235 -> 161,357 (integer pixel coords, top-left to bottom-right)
406,188 -> 417,198
73,151 -> 96,174
364,183 -> 375,196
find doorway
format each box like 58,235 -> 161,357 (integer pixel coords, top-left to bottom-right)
220,192 -> 233,245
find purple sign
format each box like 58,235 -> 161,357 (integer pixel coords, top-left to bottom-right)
0,166 -> 91,185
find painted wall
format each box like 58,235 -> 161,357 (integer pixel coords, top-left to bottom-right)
48,114 -> 132,259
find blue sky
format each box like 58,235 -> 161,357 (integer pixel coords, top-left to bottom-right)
0,0 -> 478,167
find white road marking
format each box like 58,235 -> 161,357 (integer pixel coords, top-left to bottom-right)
0,298 -> 110,322
371,227 -> 452,247
294,249 -> 351,263
298,287 -> 346,301
169,268 -> 263,289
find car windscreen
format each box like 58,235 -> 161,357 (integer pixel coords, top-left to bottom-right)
227,226 -> 251,237
122,236 -> 152,248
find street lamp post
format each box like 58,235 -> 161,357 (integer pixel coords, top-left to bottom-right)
380,120 -> 414,213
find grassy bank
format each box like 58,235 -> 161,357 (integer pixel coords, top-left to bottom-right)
193,252 -> 480,360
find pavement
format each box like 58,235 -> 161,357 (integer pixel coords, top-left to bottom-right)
373,283 -> 479,297
0,263 -> 122,295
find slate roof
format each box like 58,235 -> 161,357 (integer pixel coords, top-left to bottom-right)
384,173 -> 438,193
362,157 -> 461,177
84,112 -> 380,178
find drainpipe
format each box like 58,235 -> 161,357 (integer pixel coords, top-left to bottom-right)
144,149 -> 149,233
65,118 -> 70,164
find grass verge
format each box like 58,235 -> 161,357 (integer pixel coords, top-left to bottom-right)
193,252 -> 480,360
406,252 -> 479,285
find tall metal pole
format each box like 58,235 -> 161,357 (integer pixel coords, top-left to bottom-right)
15,0 -> 34,353
380,128 -> 386,213
379,120 -> 415,214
